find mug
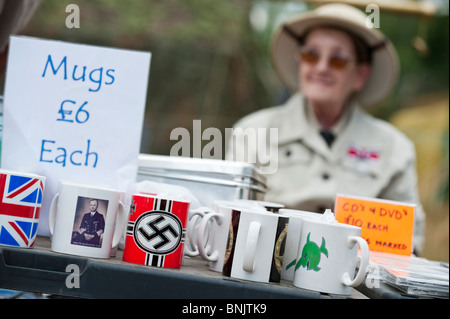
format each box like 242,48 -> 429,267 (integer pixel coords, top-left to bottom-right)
122,193 -> 190,269
293,218 -> 369,295
279,209 -> 321,281
0,169 -> 46,248
222,209 -> 289,283
49,180 -> 126,259
235,199 -> 285,213
196,203 -> 234,272
184,207 -> 212,257
195,200 -> 267,272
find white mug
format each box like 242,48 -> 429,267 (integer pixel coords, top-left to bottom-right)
196,204 -> 234,272
234,199 -> 285,213
49,180 -> 126,259
184,207 -> 212,257
222,209 -> 289,283
195,200 -> 267,272
279,209 -> 321,281
293,219 -> 369,295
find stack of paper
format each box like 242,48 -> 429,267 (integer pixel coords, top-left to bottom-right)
367,251 -> 449,298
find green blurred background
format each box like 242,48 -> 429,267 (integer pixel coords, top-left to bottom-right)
2,0 -> 449,262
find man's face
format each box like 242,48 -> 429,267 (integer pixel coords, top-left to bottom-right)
89,200 -> 98,212
299,28 -> 370,107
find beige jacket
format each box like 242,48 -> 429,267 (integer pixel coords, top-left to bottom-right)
226,93 -> 425,253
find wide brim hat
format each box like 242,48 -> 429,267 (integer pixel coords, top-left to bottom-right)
271,3 -> 399,107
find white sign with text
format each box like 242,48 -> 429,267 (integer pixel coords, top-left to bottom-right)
2,36 -> 151,235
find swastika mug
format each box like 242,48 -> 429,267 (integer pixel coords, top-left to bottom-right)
0,169 -> 46,248
48,180 -> 126,259
122,193 -> 190,269
292,218 -> 370,295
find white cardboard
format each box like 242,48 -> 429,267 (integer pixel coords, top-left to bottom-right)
1,36 -> 151,235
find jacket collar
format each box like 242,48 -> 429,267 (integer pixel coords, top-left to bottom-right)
277,93 -> 355,161
276,93 -> 384,176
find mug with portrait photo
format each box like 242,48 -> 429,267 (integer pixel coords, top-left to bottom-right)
49,180 -> 125,259
71,197 -> 109,248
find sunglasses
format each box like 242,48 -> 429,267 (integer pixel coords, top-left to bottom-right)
298,48 -> 353,71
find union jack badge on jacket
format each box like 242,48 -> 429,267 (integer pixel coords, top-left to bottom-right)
0,171 -> 46,248
122,194 -> 189,269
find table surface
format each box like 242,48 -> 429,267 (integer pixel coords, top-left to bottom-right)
0,236 -> 369,299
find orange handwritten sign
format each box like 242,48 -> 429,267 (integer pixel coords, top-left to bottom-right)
334,194 -> 415,256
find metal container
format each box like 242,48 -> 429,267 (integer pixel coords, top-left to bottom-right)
137,154 -> 266,207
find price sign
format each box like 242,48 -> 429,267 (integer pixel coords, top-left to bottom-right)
335,194 -> 415,256
1,36 -> 151,235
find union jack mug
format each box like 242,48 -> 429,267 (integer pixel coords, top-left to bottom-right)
0,169 -> 46,248
122,194 -> 190,269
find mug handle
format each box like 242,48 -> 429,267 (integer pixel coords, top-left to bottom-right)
48,193 -> 59,236
197,212 -> 223,262
112,201 -> 126,249
185,207 -> 211,257
242,221 -> 261,272
341,236 -> 370,287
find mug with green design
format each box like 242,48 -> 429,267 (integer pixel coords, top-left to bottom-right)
279,209 -> 321,281
292,218 -> 369,295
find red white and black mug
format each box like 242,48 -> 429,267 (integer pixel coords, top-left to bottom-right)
122,193 -> 190,269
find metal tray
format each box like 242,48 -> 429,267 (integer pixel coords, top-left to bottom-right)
0,236 -> 365,299
137,154 -> 266,207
